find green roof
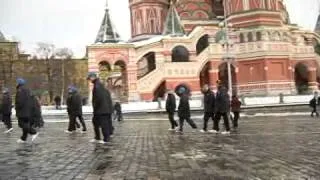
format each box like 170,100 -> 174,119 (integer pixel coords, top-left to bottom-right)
162,1 -> 185,36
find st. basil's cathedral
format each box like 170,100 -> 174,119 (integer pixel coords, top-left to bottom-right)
87,0 -> 320,102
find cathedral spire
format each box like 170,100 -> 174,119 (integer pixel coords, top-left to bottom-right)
162,0 -> 185,36
95,0 -> 120,43
315,0 -> 320,34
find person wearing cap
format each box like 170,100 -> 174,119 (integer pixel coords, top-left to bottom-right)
200,84 -> 216,133
177,87 -> 197,133
15,78 -> 38,143
87,72 -> 113,144
1,88 -> 13,133
66,85 -> 87,133
165,89 -> 178,131
212,86 -> 231,135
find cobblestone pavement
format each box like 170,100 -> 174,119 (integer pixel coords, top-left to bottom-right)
1,115 -> 320,180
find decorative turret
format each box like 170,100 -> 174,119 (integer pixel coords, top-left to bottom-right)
95,0 -> 120,43
315,2 -> 320,34
129,0 -> 169,42
163,0 -> 185,36
225,0 -> 285,28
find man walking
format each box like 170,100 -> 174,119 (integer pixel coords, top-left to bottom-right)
200,84 -> 215,133
66,86 -> 87,133
54,96 -> 62,110
212,86 -> 231,135
310,91 -> 319,117
113,101 -> 123,122
177,87 -> 197,133
1,88 -> 13,133
30,94 -> 44,129
87,72 -> 113,144
231,95 -> 242,129
15,78 -> 38,143
165,90 -> 178,131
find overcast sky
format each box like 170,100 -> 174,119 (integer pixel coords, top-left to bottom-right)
0,0 -> 319,57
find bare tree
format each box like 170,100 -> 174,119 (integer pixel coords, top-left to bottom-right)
35,42 -> 55,102
55,47 -> 74,104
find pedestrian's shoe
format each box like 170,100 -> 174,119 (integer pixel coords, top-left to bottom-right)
98,140 -> 109,144
208,130 -> 219,134
174,127 -> 180,131
168,128 -> 175,131
221,131 -> 230,135
17,139 -> 26,144
4,128 -> 13,134
31,133 -> 39,142
64,130 -> 74,134
200,129 -> 207,133
175,130 -> 183,134
80,130 -> 87,134
89,139 -> 99,143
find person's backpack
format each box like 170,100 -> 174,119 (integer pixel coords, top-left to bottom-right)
310,98 -> 316,107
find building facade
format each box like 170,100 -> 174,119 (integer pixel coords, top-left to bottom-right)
87,0 -> 320,102
0,34 -> 89,104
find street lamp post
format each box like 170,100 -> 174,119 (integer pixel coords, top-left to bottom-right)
219,1 -> 234,100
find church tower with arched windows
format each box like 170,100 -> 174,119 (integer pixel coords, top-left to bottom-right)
129,0 -> 170,41
225,0 -> 289,28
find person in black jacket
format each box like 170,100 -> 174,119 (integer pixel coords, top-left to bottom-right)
66,86 -> 87,133
309,91 -> 319,117
1,88 -> 13,133
200,84 -> 215,133
54,96 -> 61,110
87,72 -> 113,144
113,101 -> 123,122
30,94 -> 44,129
166,90 -> 178,131
213,86 -> 231,135
177,87 -> 197,133
15,78 -> 38,143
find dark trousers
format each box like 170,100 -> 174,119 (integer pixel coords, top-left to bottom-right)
213,112 -> 230,132
113,111 -> 123,121
168,112 -> 178,129
92,114 -> 112,142
203,112 -> 214,131
18,117 -> 37,141
3,114 -> 12,129
178,116 -> 197,132
233,112 -> 240,128
68,115 -> 87,131
311,107 -> 319,117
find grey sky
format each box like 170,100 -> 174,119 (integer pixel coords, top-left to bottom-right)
0,0 -> 319,57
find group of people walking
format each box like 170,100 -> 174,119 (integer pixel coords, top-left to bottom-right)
0,72 -> 123,144
165,82 -> 242,135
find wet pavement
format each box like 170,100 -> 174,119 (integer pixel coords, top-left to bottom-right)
1,115 -> 320,180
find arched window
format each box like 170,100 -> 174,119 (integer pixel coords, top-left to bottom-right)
247,32 -> 253,42
256,32 -> 262,41
196,34 -> 209,55
239,33 -> 245,43
172,46 -> 190,62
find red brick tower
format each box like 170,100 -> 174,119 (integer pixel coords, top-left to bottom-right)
129,0 -> 170,41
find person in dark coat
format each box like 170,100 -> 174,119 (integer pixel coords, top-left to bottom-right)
15,78 -> 38,143
1,88 -> 13,133
30,94 -> 44,129
200,84 -> 215,133
213,86 -> 231,134
231,95 -> 242,129
113,101 -> 123,122
177,87 -> 197,133
54,96 -> 61,110
309,91 -> 319,117
87,72 -> 113,144
66,86 -> 87,133
165,90 -> 178,130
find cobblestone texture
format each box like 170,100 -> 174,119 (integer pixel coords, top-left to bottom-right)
1,115 -> 320,180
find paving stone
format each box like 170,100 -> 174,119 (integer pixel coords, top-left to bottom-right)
1,115 -> 320,179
